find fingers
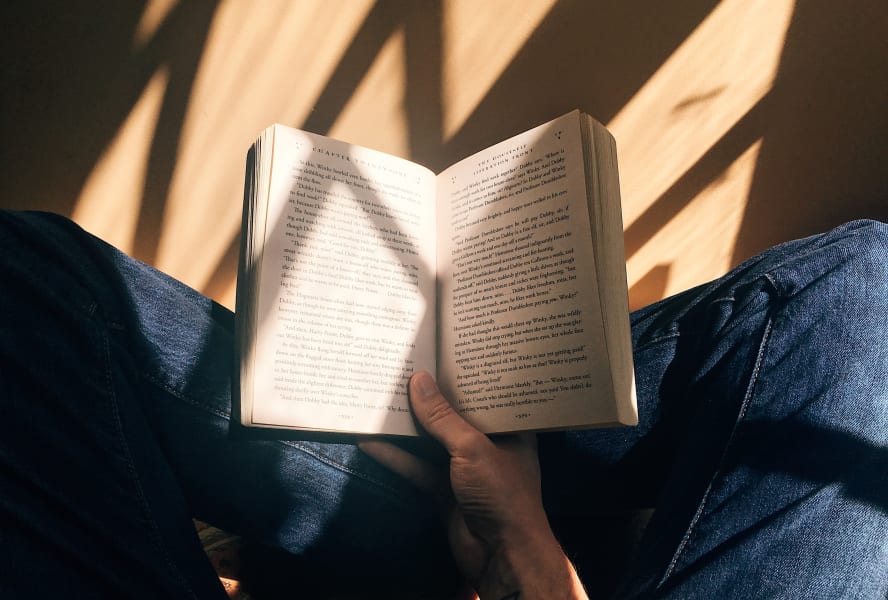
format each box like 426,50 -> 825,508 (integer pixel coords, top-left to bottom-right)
409,371 -> 488,458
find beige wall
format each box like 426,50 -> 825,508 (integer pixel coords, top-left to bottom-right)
2,0 -> 885,310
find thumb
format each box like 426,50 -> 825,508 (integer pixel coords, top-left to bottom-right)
409,371 -> 487,457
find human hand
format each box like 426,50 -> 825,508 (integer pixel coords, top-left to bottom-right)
360,371 -> 587,599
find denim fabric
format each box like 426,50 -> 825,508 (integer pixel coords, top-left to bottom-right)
539,219 -> 888,598
0,211 -> 885,598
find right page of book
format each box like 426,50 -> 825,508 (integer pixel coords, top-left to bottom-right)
436,111 -> 620,433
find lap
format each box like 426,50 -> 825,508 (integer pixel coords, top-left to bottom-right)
1,211 -> 885,598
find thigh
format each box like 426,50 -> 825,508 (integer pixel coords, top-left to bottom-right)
0,211 -> 227,598
539,220 -> 888,599
628,220 -> 888,599
0,211 -> 457,595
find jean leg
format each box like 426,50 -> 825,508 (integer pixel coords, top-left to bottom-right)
624,221 -> 888,598
0,212 -> 227,598
5,210 -> 884,597
539,221 -> 887,598
0,211 -> 454,595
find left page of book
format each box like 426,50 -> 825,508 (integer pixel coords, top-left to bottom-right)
242,126 -> 437,435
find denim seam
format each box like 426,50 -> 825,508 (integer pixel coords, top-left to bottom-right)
634,295 -> 739,351
635,331 -> 681,351
101,329 -> 199,599
635,285 -> 770,353
140,372 -> 414,503
276,440 -> 410,500
657,312 -> 776,587
141,372 -> 232,422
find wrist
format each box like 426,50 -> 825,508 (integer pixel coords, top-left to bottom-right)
476,525 -> 588,600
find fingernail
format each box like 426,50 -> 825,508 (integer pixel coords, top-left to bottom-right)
415,372 -> 438,397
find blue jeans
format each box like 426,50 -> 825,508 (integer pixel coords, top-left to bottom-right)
0,211 -> 885,599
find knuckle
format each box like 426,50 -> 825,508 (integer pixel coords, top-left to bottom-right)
423,397 -> 455,427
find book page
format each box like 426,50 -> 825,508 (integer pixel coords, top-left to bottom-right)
436,112 -> 616,432
251,126 -> 436,435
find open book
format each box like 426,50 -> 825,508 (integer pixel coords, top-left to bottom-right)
236,110 -> 636,436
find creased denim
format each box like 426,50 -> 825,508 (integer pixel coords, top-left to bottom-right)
1,211 -> 885,598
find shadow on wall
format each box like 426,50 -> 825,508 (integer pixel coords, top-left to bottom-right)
0,0 -> 885,306
734,0 -> 888,261
620,0 -> 888,273
0,1 -> 220,267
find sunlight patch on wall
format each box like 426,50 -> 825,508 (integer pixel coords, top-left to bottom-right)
328,27 -> 409,158
153,0 -> 374,293
626,139 -> 764,299
441,0 -> 557,141
607,0 -> 794,228
72,67 -> 169,253
134,0 -> 179,49
214,274 -> 238,310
